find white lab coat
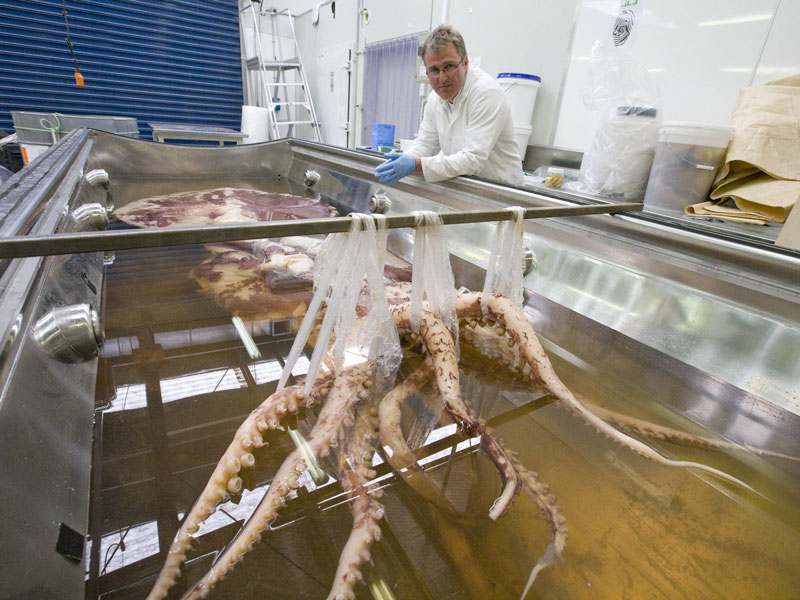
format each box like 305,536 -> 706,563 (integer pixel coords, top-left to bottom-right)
407,66 -> 524,185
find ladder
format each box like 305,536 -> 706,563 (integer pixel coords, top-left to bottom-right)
240,3 -> 321,142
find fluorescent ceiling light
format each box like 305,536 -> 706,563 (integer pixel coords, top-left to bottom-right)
698,14 -> 772,27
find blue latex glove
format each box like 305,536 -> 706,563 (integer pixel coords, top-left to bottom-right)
375,152 -> 416,184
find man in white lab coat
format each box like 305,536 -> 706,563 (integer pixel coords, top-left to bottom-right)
374,25 -> 523,186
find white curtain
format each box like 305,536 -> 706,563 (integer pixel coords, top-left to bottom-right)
361,35 -> 421,147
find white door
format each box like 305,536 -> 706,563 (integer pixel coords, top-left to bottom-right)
315,44 -> 352,147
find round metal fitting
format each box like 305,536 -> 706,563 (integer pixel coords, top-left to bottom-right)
72,203 -> 109,231
303,170 -> 321,188
523,247 -> 537,276
369,192 -> 391,214
84,169 -> 110,187
33,304 -> 104,363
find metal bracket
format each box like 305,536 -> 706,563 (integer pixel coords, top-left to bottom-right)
303,170 -> 321,188
33,304 -> 103,363
71,203 -> 109,231
369,192 -> 391,214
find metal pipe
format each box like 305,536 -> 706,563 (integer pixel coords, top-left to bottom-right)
295,0 -> 334,19
0,203 -> 642,259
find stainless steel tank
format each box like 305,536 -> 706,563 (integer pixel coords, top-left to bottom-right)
1,130 -> 798,599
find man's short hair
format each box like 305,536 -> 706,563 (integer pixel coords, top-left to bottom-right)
421,25 -> 467,63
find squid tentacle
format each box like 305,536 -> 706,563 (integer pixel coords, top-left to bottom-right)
378,361 -> 499,599
327,398 -> 385,600
377,360 -> 469,518
145,378 -> 331,600
461,312 -> 799,466
143,280 -> 781,600
391,303 -> 521,519
586,400 -> 800,464
456,292 -> 757,493
181,364 -> 371,600
504,450 -> 568,598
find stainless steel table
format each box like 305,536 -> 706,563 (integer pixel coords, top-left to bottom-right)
147,122 -> 247,145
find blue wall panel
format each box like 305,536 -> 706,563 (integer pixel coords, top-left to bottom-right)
0,0 -> 242,139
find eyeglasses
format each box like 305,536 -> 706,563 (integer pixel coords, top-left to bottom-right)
426,58 -> 464,77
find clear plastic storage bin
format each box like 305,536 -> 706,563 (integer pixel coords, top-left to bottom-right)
643,122 -> 732,214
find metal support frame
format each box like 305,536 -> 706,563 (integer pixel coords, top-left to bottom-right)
0,203 -> 642,259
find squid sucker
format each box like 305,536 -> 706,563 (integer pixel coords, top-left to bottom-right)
145,291 -> 776,600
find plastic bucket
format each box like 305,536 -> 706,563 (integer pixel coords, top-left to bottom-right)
513,123 -> 532,158
241,105 -> 271,144
643,122 -> 732,214
497,73 -> 541,126
371,123 -> 395,151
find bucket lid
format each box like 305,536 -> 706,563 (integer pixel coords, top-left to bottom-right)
498,73 -> 541,83
658,121 -> 732,147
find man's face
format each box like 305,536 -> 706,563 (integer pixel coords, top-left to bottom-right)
424,42 -> 468,102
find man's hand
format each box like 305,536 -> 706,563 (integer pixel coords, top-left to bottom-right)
375,152 -> 417,184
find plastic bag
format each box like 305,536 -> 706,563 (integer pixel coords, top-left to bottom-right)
410,211 -> 459,355
277,214 -> 401,396
277,221 -> 357,394
357,214 -> 402,390
482,206 -> 526,313
578,40 -> 662,199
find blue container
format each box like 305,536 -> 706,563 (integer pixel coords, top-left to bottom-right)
371,123 -> 396,150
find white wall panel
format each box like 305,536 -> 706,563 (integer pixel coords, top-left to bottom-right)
554,0 -> 781,151
753,0 -> 800,84
297,1 -> 358,51
362,0 -> 433,43
279,0 -> 796,154
448,0 -> 580,145
283,0 -> 580,148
